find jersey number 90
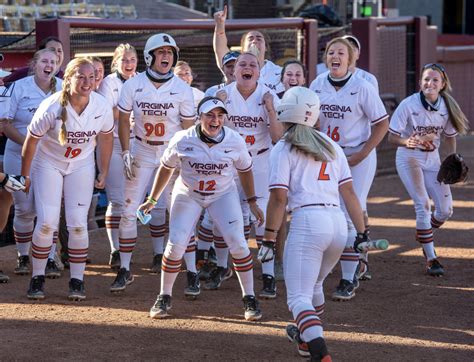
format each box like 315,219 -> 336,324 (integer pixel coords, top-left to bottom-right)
144,122 -> 165,137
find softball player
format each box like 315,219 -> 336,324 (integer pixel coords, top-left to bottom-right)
21,57 -> 114,300
97,43 -> 137,269
204,50 -> 239,97
174,60 -> 205,112
139,96 -> 264,320
309,37 -> 389,301
260,86 -> 367,360
200,52 -> 282,297
3,49 -> 62,277
388,63 -> 468,276
111,33 -> 195,292
213,6 -> 285,93
279,60 -> 306,97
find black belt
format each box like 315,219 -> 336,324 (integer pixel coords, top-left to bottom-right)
301,203 -> 338,208
193,190 -> 215,197
136,136 -> 166,146
406,147 -> 435,153
341,141 -> 366,149
248,148 -> 269,157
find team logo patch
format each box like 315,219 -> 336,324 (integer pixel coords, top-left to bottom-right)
306,103 -> 317,108
163,35 -> 170,43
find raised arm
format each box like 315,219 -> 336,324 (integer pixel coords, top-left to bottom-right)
213,5 -> 230,70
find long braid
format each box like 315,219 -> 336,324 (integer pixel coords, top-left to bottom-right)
58,89 -> 69,146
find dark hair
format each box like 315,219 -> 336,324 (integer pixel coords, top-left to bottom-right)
37,36 -> 63,50
239,30 -> 271,59
280,60 -> 307,82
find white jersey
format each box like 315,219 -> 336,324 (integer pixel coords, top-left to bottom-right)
222,82 -> 279,155
354,68 -> 379,93
98,72 -> 125,138
192,86 -> 205,113
309,74 -> 388,148
161,125 -> 252,198
389,92 -> 457,149
118,72 -> 195,142
260,60 -> 285,94
0,83 -> 14,119
7,76 -> 63,136
28,91 -> 114,165
269,133 -> 352,211
205,83 -> 226,97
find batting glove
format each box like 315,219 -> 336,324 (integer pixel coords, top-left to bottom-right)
121,150 -> 139,180
1,174 -> 26,193
257,240 -> 275,263
353,231 -> 370,253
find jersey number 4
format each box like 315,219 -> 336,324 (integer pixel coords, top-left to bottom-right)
198,180 -> 216,192
318,162 -> 330,181
144,122 -> 165,137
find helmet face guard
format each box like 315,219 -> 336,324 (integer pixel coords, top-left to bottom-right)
277,86 -> 320,128
144,33 -> 180,68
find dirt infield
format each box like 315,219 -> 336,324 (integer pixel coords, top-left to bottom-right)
1,136 -> 473,361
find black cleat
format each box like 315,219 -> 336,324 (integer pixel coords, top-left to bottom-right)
14,255 -> 30,275
109,251 -> 121,270
332,279 -> 355,301
150,254 -> 163,274
110,267 -> 134,292
27,275 -> 45,300
68,278 -> 86,301
150,294 -> 172,319
243,295 -> 262,321
45,259 -> 61,279
184,271 -> 200,298
427,259 -> 444,277
204,266 -> 233,290
259,274 -> 277,299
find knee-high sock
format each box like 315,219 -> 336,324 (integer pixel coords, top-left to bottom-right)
231,250 -> 254,297
183,235 -> 197,273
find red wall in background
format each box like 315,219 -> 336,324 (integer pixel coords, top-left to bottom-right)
0,52 -> 34,71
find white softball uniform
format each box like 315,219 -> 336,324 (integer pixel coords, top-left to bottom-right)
205,82 -> 226,97
309,73 -> 388,212
4,76 -> 62,257
97,72 -> 131,252
0,83 -> 14,119
389,93 -> 456,231
223,82 -> 279,241
310,73 -> 388,282
354,68 -> 379,93
117,72 -> 195,268
260,60 -> 285,94
269,134 -> 351,343
192,86 -> 205,113
28,91 -> 114,280
159,126 -> 255,297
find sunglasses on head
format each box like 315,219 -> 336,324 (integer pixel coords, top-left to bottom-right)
423,63 -> 446,75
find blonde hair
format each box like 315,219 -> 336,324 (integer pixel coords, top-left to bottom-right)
29,48 -> 58,94
323,37 -> 355,70
421,65 -> 469,135
58,57 -> 94,146
284,123 -> 337,162
111,43 -> 137,73
235,50 -> 260,66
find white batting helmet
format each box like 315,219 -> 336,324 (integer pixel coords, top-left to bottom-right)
276,86 -> 320,127
144,33 -> 179,68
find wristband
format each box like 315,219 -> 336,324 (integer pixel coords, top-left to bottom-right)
265,227 -> 278,233
246,196 -> 257,203
147,196 -> 158,206
0,174 -> 7,188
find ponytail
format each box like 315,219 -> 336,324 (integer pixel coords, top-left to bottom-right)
441,90 -> 469,135
50,76 -> 57,94
284,124 -> 337,162
58,90 -> 69,146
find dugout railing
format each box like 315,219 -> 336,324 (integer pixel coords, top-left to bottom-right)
35,17 -> 319,90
